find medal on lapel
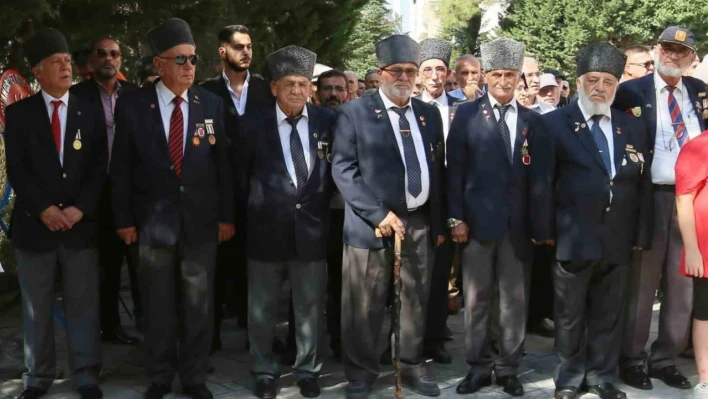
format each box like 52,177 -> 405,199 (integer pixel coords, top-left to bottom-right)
429,143 -> 435,162
420,115 -> 426,127
317,141 -> 325,160
208,135 -> 216,145
192,136 -> 201,147
73,130 -> 82,150
196,124 -> 206,138
521,138 -> 530,165
622,158 -> 627,166
205,119 -> 216,145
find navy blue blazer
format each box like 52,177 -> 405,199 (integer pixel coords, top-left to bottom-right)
332,92 -> 446,249
447,94 -> 539,261
530,103 -> 653,265
237,103 -> 336,262
613,73 -> 707,156
111,84 -> 234,247
5,92 -> 108,251
414,93 -> 466,128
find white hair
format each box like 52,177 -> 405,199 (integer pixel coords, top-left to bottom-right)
653,49 -> 691,78
577,75 -> 616,115
524,57 -> 537,64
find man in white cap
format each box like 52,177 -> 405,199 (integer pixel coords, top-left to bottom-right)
538,73 -> 560,107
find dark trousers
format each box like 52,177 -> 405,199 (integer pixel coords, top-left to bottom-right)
553,260 -> 627,388
213,234 -> 246,344
424,236 -> 454,346
138,240 -> 217,387
16,246 -> 101,391
528,245 -> 554,325
326,209 -> 345,352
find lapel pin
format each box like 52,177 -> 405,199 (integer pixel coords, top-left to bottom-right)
419,116 -> 425,121
485,114 -> 492,120
193,95 -> 200,104
374,108 -> 381,113
522,128 -> 528,137
581,123 -> 587,128
646,103 -> 652,108
616,127 -> 622,135
422,122 -> 427,126
483,110 -> 488,115
622,158 -> 627,166
192,136 -> 201,147
313,133 -> 318,139
151,103 -> 156,109
574,122 -> 581,132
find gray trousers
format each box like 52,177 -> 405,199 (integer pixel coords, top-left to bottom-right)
553,261 -> 627,388
621,190 -> 693,370
461,233 -> 528,377
16,247 -> 101,391
342,212 -> 434,383
138,241 -> 216,387
248,259 -> 326,380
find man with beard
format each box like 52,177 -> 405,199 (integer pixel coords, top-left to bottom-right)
448,37 -> 537,397
344,71 -> 359,101
620,45 -> 654,83
70,37 -> 142,346
613,26 -> 704,392
111,18 -> 234,399
531,43 -> 653,399
522,57 -> 554,114
364,69 -> 381,89
201,24 -> 274,350
448,55 -> 483,101
333,34 -> 446,399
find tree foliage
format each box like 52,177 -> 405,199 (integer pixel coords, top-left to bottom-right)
437,0 -> 483,60
500,0 -> 708,79
343,0 -> 396,77
1,0 -> 369,82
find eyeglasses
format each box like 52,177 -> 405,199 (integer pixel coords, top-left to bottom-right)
628,60 -> 654,70
421,66 -> 447,77
95,49 -> 121,58
159,54 -> 199,66
660,45 -> 692,58
321,86 -> 347,93
382,67 -> 419,78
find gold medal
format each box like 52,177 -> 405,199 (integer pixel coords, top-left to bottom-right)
73,140 -> 82,150
521,148 -> 529,156
622,158 -> 627,166
317,149 -> 324,160
192,136 -> 201,147
630,153 -> 639,163
208,135 -> 216,145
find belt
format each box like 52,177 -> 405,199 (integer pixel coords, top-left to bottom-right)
653,184 -> 675,193
407,203 -> 429,216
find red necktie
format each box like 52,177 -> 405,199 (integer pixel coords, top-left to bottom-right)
168,97 -> 184,178
51,100 -> 62,153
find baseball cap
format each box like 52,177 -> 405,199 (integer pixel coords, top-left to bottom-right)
540,73 -> 558,88
658,26 -> 696,51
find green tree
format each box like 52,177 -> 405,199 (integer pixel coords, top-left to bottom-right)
437,0 -> 484,60
343,0 -> 396,77
500,0 -> 708,79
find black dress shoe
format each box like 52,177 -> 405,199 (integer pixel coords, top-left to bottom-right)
78,385 -> 103,399
101,327 -> 141,346
144,383 -> 171,399
297,377 -> 321,398
649,365 -> 692,389
456,372 -> 492,394
16,387 -> 46,399
183,384 -> 213,399
254,378 -> 277,399
401,375 -> 440,397
423,343 -> 452,364
620,365 -> 652,390
345,381 -> 372,399
554,386 -> 578,399
586,383 -> 627,399
496,375 -> 524,397
379,345 -> 392,365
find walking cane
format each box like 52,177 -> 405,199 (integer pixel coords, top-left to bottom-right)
376,228 -> 403,399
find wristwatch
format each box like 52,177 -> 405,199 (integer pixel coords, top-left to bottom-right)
447,218 -> 463,230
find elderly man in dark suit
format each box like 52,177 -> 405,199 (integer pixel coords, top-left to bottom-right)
333,35 -> 446,399
447,37 -> 537,397
111,18 -> 234,399
237,45 -> 335,399
613,26 -> 705,392
530,43 -> 653,399
70,36 -> 142,345
6,28 -> 107,399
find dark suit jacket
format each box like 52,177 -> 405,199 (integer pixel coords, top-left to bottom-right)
447,94 -> 539,261
5,92 -> 108,251
332,92 -> 446,249
414,93 -> 466,129
613,73 -> 707,157
111,84 -> 234,247
530,103 -> 653,265
238,103 -> 336,261
70,78 -> 139,130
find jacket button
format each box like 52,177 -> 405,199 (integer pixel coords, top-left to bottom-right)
649,150 -> 653,154
170,165 -> 175,170
62,172 -> 67,179
179,186 -> 185,193
58,203 -> 63,208
296,204 -> 301,209
609,181 -> 614,186
606,207 -> 611,212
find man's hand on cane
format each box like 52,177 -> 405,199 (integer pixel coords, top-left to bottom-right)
378,211 -> 405,240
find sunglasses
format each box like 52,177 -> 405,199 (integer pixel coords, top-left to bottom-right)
159,54 -> 199,66
628,60 -> 654,70
95,48 -> 121,58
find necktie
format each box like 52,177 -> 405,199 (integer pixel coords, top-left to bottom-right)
286,116 -> 309,191
392,106 -> 422,197
590,115 -> 612,175
667,86 -> 687,148
495,103 -> 512,162
168,96 -> 184,178
51,100 -> 62,153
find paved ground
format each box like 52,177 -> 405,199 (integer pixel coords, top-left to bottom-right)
0,281 -> 698,399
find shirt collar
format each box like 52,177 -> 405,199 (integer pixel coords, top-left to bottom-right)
422,90 -> 448,107
156,80 -> 189,107
97,79 -> 122,95
487,94 -> 518,113
577,97 -> 611,123
276,101 -> 308,126
655,72 -> 683,94
222,70 -> 251,89
379,88 -> 412,111
42,90 -> 70,109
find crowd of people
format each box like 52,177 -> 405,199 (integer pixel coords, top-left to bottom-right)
5,15 -> 708,399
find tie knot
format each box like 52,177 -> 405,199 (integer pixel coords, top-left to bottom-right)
666,86 -> 676,94
495,103 -> 511,115
51,100 -> 62,108
172,96 -> 183,106
592,115 -> 604,123
392,106 -> 410,116
286,116 -> 302,127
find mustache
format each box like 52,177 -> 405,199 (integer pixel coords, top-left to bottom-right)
495,84 -> 513,90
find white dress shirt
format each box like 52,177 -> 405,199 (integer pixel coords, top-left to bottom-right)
223,70 -> 250,116
651,73 -> 702,185
578,99 -> 615,179
488,95 -> 519,155
42,90 -> 69,166
276,102 -> 311,188
422,90 -> 451,139
379,89 -> 430,209
156,80 -> 189,154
